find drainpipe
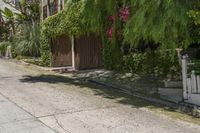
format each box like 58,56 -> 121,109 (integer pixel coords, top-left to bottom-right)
71,35 -> 75,70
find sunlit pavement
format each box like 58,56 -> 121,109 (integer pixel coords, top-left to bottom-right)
0,59 -> 200,133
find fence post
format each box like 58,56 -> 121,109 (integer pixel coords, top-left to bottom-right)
182,56 -> 188,100
197,75 -> 200,93
71,35 -> 75,70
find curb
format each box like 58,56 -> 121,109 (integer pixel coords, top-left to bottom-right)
19,60 -> 52,71
88,79 -> 178,109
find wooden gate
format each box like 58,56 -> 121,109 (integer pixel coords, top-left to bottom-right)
51,35 -> 72,67
74,34 -> 103,70
182,56 -> 200,106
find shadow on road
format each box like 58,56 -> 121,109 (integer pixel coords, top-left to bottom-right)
19,74 -> 179,112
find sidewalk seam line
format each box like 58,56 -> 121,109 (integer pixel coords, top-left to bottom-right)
0,92 -> 59,133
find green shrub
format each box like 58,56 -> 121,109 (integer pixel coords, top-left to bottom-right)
13,24 -> 40,57
121,50 -> 180,78
188,3 -> 200,43
0,41 -> 12,56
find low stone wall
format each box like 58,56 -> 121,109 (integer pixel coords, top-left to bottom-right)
179,102 -> 200,118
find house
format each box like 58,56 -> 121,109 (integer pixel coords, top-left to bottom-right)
41,0 -> 64,20
41,0 -> 103,70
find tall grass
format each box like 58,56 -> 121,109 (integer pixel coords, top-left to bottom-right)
14,23 -> 40,57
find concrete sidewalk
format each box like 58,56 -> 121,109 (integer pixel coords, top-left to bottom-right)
0,94 -> 55,133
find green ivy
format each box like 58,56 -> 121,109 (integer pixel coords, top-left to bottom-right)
187,0 -> 200,44
40,1 -> 86,66
0,41 -> 11,55
188,10 -> 200,26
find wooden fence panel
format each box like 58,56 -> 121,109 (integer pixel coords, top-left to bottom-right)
75,34 -> 103,70
51,35 -> 72,67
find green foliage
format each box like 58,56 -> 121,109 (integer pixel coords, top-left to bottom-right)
1,7 -> 14,18
188,1 -> 200,41
121,50 -> 180,77
0,41 -> 11,55
39,0 -> 196,77
124,0 -> 196,49
103,36 -> 123,70
40,32 -> 50,66
2,0 -> 40,23
13,24 -> 40,57
188,10 -> 200,26
41,1 -> 85,38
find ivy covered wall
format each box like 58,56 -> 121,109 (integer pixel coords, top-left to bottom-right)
40,1 -> 86,66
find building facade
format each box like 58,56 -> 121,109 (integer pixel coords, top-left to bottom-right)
41,0 -> 64,20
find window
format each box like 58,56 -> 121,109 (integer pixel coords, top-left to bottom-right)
49,0 -> 58,16
43,5 -> 47,19
60,0 -> 63,10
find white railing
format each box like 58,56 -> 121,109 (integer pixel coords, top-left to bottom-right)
190,71 -> 200,94
182,56 -> 200,106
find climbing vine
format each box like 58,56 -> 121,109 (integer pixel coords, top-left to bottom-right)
40,1 -> 85,66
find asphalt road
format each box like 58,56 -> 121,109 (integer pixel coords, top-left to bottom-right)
0,59 -> 200,133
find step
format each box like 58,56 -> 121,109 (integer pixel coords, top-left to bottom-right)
159,88 -> 183,97
159,88 -> 183,103
164,81 -> 182,88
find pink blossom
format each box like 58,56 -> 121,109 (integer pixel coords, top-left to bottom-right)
106,27 -> 113,39
107,15 -> 115,23
119,6 -> 130,22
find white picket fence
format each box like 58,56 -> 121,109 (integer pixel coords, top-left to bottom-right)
182,56 -> 200,106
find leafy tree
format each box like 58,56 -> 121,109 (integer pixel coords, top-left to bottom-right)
188,0 -> 200,43
124,0 -> 197,49
2,0 -> 40,25
0,0 -> 41,57
0,7 -> 15,35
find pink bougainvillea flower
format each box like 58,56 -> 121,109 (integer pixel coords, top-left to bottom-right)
106,27 -> 113,39
107,15 -> 115,22
119,6 -> 130,22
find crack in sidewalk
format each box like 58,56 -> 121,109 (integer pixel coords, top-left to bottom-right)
37,105 -> 117,119
53,115 -> 71,133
